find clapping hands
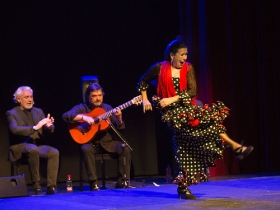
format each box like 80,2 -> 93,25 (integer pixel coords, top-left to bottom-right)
35,113 -> 54,129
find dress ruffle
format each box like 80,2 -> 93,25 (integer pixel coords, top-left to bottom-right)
152,91 -> 230,185
138,73 -> 231,185
152,91 -> 230,132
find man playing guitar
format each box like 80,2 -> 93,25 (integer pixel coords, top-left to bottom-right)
62,83 -> 132,190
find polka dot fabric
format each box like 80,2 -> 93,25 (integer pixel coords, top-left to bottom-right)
151,78 -> 229,185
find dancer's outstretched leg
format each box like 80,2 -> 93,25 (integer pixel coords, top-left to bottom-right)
220,133 -> 254,160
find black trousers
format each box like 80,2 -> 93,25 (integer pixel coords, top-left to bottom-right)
81,141 -> 131,183
19,143 -> 59,187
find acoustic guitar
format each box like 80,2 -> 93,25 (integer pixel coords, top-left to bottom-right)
69,95 -> 142,144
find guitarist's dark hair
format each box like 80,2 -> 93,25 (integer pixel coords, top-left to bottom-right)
84,83 -> 105,103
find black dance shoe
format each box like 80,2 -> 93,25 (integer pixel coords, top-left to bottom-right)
177,187 -> 196,200
46,186 -> 58,195
235,145 -> 254,160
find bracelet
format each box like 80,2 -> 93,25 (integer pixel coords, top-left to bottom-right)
33,126 -> 37,131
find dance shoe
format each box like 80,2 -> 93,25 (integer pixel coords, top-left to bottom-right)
177,187 -> 196,200
235,145 -> 254,160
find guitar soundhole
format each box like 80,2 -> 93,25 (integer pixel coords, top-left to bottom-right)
77,122 -> 91,135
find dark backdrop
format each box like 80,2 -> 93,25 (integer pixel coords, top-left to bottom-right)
1,0 -> 279,184
180,0 -> 280,175
0,0 -> 180,183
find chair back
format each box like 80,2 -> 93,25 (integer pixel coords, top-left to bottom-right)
81,76 -> 99,102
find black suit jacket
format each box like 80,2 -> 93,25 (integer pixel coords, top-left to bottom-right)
6,106 -> 55,161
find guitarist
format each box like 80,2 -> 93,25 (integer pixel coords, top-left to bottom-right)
62,83 -> 131,190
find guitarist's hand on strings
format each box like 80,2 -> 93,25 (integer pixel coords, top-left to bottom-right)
80,115 -> 96,125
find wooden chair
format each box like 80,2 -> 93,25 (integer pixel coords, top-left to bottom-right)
10,154 -> 29,176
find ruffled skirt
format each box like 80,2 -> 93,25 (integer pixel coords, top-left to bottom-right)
152,95 -> 230,185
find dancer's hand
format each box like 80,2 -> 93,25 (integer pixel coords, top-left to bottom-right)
160,98 -> 173,108
143,100 -> 152,113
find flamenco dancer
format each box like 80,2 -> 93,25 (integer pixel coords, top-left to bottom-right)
136,37 -> 253,199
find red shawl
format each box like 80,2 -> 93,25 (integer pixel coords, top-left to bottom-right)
157,61 -> 198,106
157,61 -> 189,98
157,61 -> 200,126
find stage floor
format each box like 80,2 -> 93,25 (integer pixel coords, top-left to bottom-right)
1,172 -> 280,210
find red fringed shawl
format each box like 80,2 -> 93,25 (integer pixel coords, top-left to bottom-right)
157,61 -> 190,98
157,61 -> 197,105
157,61 -> 200,126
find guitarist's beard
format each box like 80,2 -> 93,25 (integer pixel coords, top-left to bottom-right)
88,102 -> 102,109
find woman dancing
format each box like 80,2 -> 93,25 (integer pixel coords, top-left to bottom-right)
136,37 -> 253,199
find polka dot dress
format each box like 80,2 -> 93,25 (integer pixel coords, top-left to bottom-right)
152,78 -> 229,185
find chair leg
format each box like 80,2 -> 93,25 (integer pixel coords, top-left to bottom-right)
11,162 -> 20,176
101,154 -> 106,189
79,153 -> 84,191
11,163 -> 15,176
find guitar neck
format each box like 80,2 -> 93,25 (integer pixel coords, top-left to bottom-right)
98,100 -> 135,120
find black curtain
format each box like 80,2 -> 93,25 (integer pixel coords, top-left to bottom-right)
0,0 -> 180,180
179,0 -> 280,174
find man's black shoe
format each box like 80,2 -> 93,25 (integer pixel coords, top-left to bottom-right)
90,184 -> 100,191
46,186 -> 58,195
89,180 -> 100,191
32,182 -> 42,192
115,182 -> 125,189
115,180 -> 132,189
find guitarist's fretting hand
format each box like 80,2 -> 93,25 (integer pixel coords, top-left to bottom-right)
113,108 -> 123,126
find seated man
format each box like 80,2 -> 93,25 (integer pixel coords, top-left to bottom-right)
62,83 -> 131,190
6,86 -> 59,195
